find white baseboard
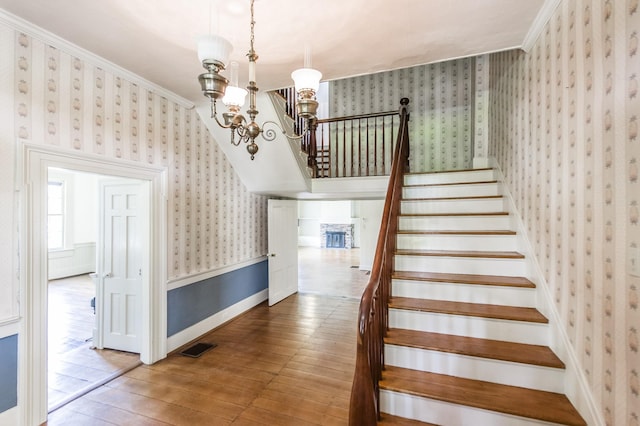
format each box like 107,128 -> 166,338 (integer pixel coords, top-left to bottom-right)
0,406 -> 18,425
166,289 -> 268,353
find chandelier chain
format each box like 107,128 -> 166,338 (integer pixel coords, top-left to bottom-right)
249,0 -> 256,58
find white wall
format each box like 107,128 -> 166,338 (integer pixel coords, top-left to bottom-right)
47,169 -> 98,279
352,200 -> 384,271
298,200 -> 353,247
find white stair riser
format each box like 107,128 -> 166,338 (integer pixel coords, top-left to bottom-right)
389,309 -> 549,346
385,345 -> 564,393
399,215 -> 512,231
397,234 -> 518,251
394,255 -> 526,276
392,279 -> 536,307
381,390 -> 557,426
400,198 -> 506,214
403,183 -> 501,199
404,169 -> 496,186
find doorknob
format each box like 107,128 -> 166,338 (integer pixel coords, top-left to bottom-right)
103,272 -> 113,278
268,253 -> 276,257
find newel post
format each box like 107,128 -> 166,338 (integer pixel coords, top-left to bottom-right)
400,97 -> 410,171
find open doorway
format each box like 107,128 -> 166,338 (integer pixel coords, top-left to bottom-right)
46,168 -> 143,412
19,144 -> 168,426
296,199 -> 383,299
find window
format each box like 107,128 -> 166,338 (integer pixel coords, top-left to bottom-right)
48,181 -> 64,250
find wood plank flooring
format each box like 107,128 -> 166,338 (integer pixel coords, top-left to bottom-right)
47,293 -> 361,425
48,275 -> 141,410
46,247 -> 375,425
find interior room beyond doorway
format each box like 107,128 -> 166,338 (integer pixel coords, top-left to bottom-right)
46,168 -> 142,412
296,199 -> 383,299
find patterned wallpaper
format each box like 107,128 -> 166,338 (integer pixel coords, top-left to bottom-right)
11,30 -> 268,282
329,59 -> 474,173
489,0 -> 639,424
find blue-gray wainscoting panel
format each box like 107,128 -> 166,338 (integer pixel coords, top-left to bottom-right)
167,260 -> 268,337
0,334 -> 18,413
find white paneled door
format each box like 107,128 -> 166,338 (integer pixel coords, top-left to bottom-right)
97,183 -> 143,353
267,199 -> 298,306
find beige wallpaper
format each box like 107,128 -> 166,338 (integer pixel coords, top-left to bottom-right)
329,59 -> 475,173
489,0 -> 639,424
11,30 -> 268,282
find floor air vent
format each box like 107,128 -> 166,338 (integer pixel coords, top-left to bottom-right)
180,342 -> 217,358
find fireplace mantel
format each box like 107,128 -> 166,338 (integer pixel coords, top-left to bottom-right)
320,223 -> 354,249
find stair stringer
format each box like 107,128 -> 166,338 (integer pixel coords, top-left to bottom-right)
490,158 -> 604,426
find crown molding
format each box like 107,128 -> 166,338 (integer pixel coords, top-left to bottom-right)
521,0 -> 561,52
0,8 -> 194,108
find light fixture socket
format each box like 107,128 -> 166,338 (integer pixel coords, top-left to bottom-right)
199,69 -> 228,100
296,94 -> 319,119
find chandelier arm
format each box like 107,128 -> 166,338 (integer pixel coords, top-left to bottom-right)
261,120 -> 309,141
211,100 -> 234,129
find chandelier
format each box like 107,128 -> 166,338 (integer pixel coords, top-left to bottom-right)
197,0 -> 322,160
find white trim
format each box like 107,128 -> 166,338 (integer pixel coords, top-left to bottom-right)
491,159 -> 604,426
17,141 -> 168,426
0,322 -> 19,339
521,0 -> 562,52
167,289 -> 268,353
0,407 -> 18,425
0,9 -> 194,109
166,256 -> 267,291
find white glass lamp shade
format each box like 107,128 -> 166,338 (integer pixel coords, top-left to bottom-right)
197,34 -> 233,67
222,85 -> 248,108
291,68 -> 322,93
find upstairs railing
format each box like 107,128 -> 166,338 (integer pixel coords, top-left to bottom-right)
349,98 -> 410,425
275,88 -> 400,178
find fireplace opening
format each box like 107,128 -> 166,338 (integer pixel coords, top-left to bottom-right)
326,231 -> 346,248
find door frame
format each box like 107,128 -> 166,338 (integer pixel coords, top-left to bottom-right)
17,141 -> 168,425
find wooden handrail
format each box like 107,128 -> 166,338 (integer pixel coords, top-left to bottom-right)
274,88 -> 400,178
349,98 -> 410,425
317,110 -> 397,124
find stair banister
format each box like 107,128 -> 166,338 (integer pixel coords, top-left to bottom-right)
349,98 -> 410,425
273,88 -> 400,178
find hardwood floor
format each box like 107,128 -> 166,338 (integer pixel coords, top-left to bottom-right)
298,246 -> 370,298
47,293 -> 360,425
48,275 -> 141,411
46,248 -> 371,425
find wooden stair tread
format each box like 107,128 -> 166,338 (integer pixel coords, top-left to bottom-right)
389,298 -> 548,323
401,195 -> 503,201
380,366 -> 586,426
385,329 -> 564,368
392,271 -> 535,288
397,230 -> 516,235
395,249 -> 524,259
404,180 -> 498,188
378,413 -> 438,425
399,212 -> 509,217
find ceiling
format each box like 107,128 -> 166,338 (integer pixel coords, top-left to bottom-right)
0,0 -> 546,103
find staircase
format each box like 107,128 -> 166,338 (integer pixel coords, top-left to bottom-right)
379,168 -> 586,426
